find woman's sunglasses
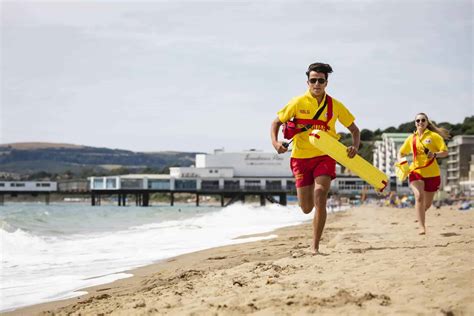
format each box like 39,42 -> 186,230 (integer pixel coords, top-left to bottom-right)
415,118 -> 426,123
309,78 -> 327,84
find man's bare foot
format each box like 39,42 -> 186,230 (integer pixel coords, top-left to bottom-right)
310,247 -> 329,256
418,228 -> 426,235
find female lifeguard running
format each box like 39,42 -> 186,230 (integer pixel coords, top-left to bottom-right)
397,113 -> 450,235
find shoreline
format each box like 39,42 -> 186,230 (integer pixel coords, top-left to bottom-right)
5,205 -> 473,315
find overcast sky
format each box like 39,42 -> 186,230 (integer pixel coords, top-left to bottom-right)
1,0 -> 472,153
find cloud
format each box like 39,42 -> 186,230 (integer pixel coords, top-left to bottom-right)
1,0 -> 472,152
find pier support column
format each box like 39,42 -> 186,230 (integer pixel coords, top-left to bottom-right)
221,195 -> 224,207
240,194 -> 245,203
121,194 -> 126,206
0,194 -> 4,205
170,192 -> 174,206
92,194 -> 96,206
118,194 -> 122,206
260,194 -> 266,206
45,193 -> 50,205
143,193 -> 149,207
196,194 -> 200,207
279,194 -> 287,206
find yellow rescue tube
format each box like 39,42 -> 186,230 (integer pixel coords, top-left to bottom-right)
309,130 -> 388,192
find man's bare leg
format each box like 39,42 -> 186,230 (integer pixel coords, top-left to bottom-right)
296,184 -> 315,214
312,176 -> 331,254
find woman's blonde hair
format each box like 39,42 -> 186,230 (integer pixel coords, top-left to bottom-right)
416,113 -> 451,139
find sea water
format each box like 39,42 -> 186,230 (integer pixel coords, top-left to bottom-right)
0,202 -> 344,311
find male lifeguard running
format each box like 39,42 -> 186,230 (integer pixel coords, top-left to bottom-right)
270,62 -> 360,254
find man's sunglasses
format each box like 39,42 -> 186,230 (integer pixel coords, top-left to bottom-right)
309,78 -> 327,84
415,119 -> 426,123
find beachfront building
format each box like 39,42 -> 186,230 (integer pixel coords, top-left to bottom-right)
0,181 -> 57,205
0,181 -> 57,192
373,133 -> 411,176
89,149 -> 297,192
459,155 -> 474,196
445,135 -> 474,194
373,133 -> 411,193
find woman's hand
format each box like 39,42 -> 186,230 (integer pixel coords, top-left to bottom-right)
427,151 -> 437,159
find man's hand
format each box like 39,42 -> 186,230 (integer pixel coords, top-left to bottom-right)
346,145 -> 358,158
273,141 -> 288,154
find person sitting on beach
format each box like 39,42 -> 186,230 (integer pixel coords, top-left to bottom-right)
270,62 -> 360,254
459,200 -> 471,211
397,113 -> 449,235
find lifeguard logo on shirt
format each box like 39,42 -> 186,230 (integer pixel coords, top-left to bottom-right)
299,109 -> 310,114
312,124 -> 329,131
424,139 -> 432,144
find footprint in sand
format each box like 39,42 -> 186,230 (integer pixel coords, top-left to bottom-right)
207,256 -> 227,260
440,232 -> 460,237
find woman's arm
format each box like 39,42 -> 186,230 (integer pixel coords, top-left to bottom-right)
397,151 -> 406,161
427,150 -> 448,159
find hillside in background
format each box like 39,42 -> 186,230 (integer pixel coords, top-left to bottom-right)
0,144 -> 199,180
1,116 -> 472,180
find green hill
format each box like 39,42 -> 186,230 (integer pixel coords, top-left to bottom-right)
0,143 -> 198,179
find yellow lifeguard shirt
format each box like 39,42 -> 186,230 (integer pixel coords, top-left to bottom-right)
399,130 -> 448,178
277,90 -> 355,158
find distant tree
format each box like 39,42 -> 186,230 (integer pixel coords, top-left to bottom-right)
110,167 -> 131,175
358,141 -> 374,163
141,167 -> 161,174
372,129 -> 383,140
338,133 -> 353,146
397,122 -> 414,133
79,168 -> 98,178
27,171 -> 52,180
461,116 -> 474,134
360,129 -> 374,141
383,126 -> 397,133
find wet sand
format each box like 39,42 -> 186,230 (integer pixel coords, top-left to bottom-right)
6,205 -> 473,315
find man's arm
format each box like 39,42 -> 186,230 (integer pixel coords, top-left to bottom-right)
271,117 -> 288,154
346,122 -> 360,158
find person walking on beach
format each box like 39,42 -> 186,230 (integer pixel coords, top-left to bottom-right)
270,62 -> 360,254
397,113 -> 449,235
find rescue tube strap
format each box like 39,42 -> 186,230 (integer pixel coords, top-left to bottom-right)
411,133 -> 435,172
294,95 -> 333,130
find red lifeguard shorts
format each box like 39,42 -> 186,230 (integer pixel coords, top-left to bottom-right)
290,155 -> 336,188
409,173 -> 441,192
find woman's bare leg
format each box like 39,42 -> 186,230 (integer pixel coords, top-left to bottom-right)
410,180 -> 426,235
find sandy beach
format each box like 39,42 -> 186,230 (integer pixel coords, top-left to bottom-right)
6,204 -> 473,316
